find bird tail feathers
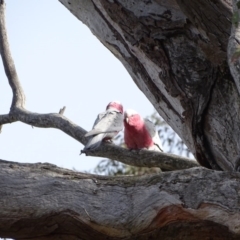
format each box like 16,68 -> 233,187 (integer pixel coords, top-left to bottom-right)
83,133 -> 105,151
85,129 -> 102,137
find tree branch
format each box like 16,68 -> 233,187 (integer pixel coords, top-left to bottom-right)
0,0 -> 25,109
82,145 -> 198,171
59,0 -> 240,171
0,160 -> 239,240
0,0 -> 198,171
0,107 -> 198,171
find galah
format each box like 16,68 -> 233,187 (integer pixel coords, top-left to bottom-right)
82,101 -> 123,151
124,109 -> 163,152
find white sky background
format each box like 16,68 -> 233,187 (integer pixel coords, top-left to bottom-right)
0,0 -> 157,172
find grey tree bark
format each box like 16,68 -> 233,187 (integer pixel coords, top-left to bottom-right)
59,0 -> 238,171
1,160 -> 240,240
1,0 -> 240,239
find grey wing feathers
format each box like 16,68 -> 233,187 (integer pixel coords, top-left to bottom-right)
85,110 -> 123,137
144,119 -> 156,138
84,133 -> 105,151
144,118 -> 163,152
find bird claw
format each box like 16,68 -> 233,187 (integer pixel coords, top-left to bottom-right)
128,148 -> 140,152
80,150 -> 84,155
80,149 -> 89,155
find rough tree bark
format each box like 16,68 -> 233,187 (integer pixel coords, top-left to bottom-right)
1,160 -> 240,240
1,0 -> 240,239
59,0 -> 238,171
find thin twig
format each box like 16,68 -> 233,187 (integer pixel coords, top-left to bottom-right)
59,106 -> 66,115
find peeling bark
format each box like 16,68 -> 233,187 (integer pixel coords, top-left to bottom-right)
228,0 -> 240,93
59,0 -> 240,171
1,1 -> 240,239
0,0 -> 196,172
0,160 -> 240,240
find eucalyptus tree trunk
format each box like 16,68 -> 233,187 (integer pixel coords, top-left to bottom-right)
1,0 -> 240,239
59,0 -> 237,171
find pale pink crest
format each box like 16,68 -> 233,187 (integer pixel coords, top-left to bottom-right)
106,101 -> 123,113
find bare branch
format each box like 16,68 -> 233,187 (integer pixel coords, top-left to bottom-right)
0,0 -> 25,109
0,0 -> 197,172
0,113 -> 17,125
14,108 -> 88,145
0,107 -> 197,170
0,160 -> 239,240
82,145 -> 198,171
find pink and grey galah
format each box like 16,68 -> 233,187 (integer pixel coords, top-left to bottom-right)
83,101 -> 124,151
124,109 -> 163,152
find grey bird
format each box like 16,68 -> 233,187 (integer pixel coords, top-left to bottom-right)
82,101 -> 123,151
